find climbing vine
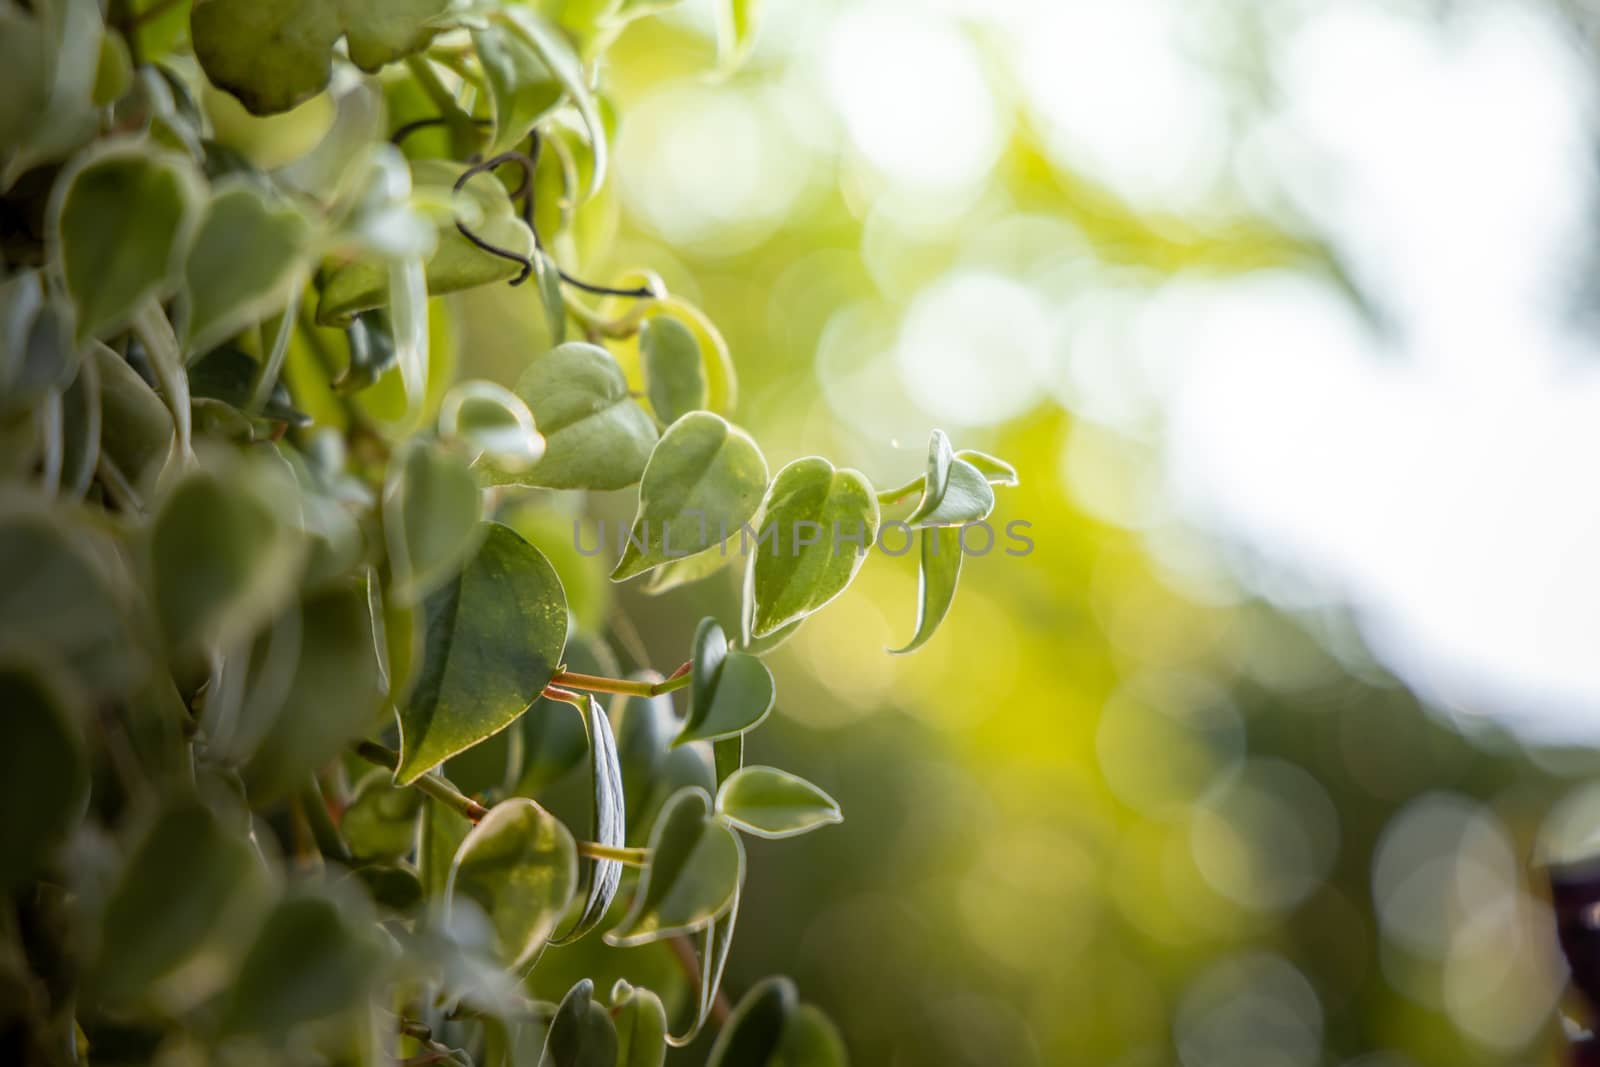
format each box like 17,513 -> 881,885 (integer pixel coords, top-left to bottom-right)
0,0 -> 1018,1063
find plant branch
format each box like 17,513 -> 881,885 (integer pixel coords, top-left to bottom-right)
548,664 -> 692,699
353,741 -> 490,822
352,741 -> 646,866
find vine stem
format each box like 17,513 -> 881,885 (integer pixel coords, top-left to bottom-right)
876,476 -> 924,506
351,741 -> 649,866
548,663 -> 692,699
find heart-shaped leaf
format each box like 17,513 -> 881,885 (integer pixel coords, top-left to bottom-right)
552,695 -> 625,944
0,508 -> 145,697
706,976 -> 797,1067
491,343 -> 657,490
396,522 -> 567,784
318,160 -> 536,325
383,439 -> 484,603
474,20 -> 562,155
540,978 -> 619,1067
612,982 -> 669,1067
955,447 -> 1018,487
441,379 -> 546,471
905,430 -> 994,528
447,798 -> 578,970
50,141 -> 201,342
641,316 -> 708,426
192,0 -> 450,115
502,9 -> 606,198
92,796 -> 261,1003
220,882 -> 386,1035
745,457 -> 879,638
342,769 -> 425,862
183,181 -> 311,356
242,583 -> 387,803
888,525 -> 962,655
613,413 -> 768,581
605,786 -> 742,947
715,767 -> 841,840
90,341 -> 174,496
147,465 -> 307,656
678,618 -> 774,746
0,658 -> 87,892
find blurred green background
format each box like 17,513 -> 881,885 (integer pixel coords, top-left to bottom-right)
443,0 -> 1600,1063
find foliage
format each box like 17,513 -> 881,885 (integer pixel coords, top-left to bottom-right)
0,0 -> 1017,1064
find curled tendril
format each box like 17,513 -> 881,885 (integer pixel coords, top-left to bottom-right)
400,123 -> 660,300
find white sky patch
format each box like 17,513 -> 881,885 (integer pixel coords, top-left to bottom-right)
822,6 -> 1004,193
893,272 -> 1051,429
1013,0 -> 1231,213
1149,3 -> 1600,739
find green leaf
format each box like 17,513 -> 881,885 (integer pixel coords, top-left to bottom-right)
641,316 -> 708,426
397,522 -> 568,783
889,525 -> 962,655
493,342 -> 657,491
610,685 -> 674,829
679,618 -> 774,746
771,1005 -> 849,1067
714,0 -> 763,71
633,744 -> 715,852
605,787 -> 742,948
337,311 -> 399,392
0,508 -> 145,696
90,341 -> 174,495
653,300 -> 736,416
713,735 -> 743,788
905,430 -> 993,528
342,770 -> 425,862
535,250 -> 567,343
707,976 -> 797,1067
221,882 -> 387,1035
188,345 -> 309,427
191,0 -> 451,115
540,978 -> 619,1067
440,379 -> 546,471
503,9 -> 606,198
448,798 -> 579,970
552,695 -> 625,944
147,466 -> 306,655
58,351 -> 101,499
474,21 -> 562,155
642,547 -> 733,596
352,863 -> 425,914
663,878 -> 740,1049
242,583 -> 388,803
613,413 -> 767,581
92,796 -> 261,1003
183,181 -> 312,356
512,637 -> 618,797
319,160 -> 536,325
421,794 -> 473,901
0,273 -> 79,418
0,659 -> 86,892
50,141 -> 201,342
715,767 -> 841,840
954,448 -> 1018,487
613,983 -> 669,1067
745,457 -> 879,638
383,439 -> 484,603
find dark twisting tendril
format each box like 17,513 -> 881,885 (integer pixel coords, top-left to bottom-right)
404,122 -> 659,300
